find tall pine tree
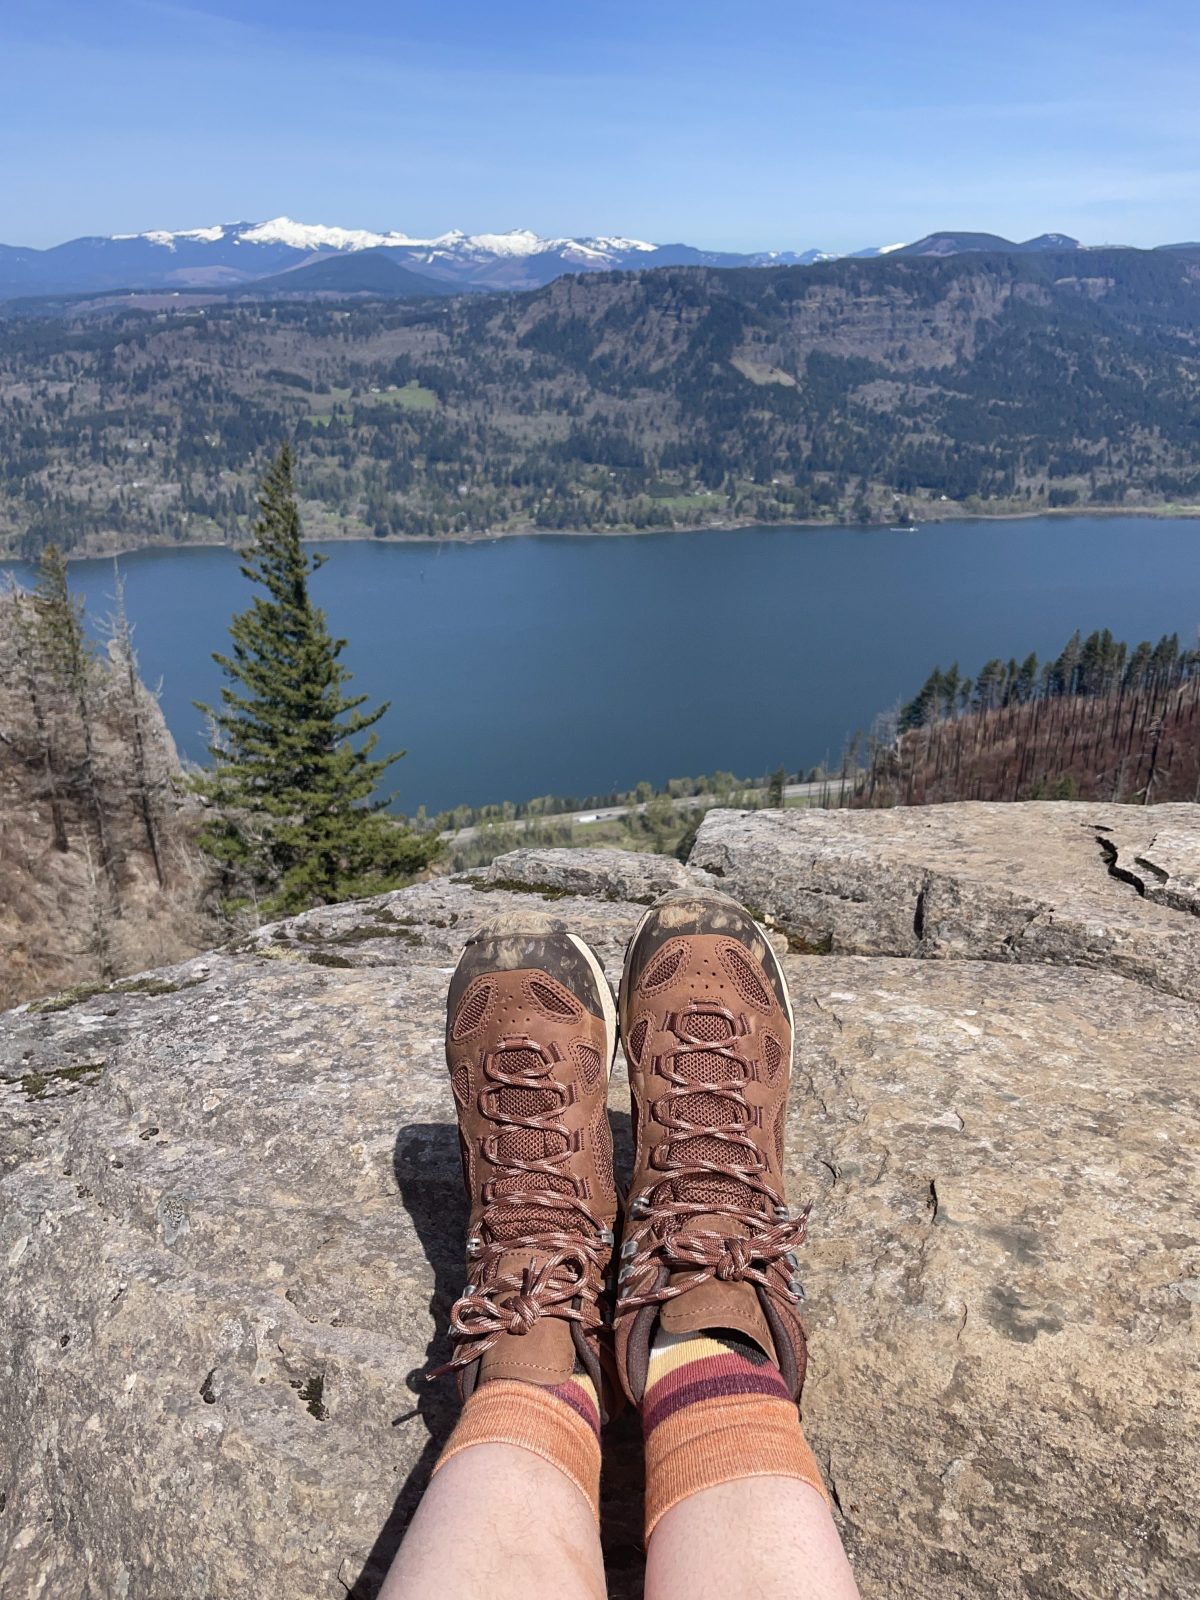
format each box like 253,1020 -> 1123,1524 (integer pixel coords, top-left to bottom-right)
197,444 -> 439,916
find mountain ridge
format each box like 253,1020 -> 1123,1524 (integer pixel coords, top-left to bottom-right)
5,243 -> 1200,555
238,250 -> 447,299
0,215 -> 1104,299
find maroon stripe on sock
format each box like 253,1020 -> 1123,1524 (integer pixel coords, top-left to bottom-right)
643,1366 -> 792,1435
646,1351 -> 781,1411
549,1381 -> 601,1438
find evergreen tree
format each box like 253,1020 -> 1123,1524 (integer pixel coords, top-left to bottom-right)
196,444 -> 439,916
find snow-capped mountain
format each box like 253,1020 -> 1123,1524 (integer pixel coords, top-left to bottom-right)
0,216 -> 883,299
115,218 -> 663,264
0,216 -> 1087,302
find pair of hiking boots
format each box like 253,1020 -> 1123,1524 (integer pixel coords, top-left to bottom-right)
440,889 -> 810,1413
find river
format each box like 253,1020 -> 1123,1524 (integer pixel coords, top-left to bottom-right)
5,518 -> 1199,814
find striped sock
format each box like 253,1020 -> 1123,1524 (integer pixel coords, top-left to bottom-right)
434,1369 -> 601,1515
641,1329 -> 830,1539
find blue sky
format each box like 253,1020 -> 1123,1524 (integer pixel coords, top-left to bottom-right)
3,0 -> 1197,251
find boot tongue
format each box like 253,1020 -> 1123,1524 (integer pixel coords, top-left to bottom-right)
476,1245 -> 578,1385
659,1218 -> 779,1362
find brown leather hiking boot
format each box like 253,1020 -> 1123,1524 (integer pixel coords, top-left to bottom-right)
614,889 -> 810,1403
440,910 -> 618,1404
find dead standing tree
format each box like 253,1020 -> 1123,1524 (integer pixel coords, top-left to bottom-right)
32,545 -> 121,901
105,566 -> 166,889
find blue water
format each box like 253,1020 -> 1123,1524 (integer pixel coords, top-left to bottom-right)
5,519 -> 1199,814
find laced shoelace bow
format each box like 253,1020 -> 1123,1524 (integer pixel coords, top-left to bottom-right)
617,1001 -> 809,1314
431,1035 -> 611,1378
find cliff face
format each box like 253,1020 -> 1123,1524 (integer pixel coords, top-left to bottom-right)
2,804 -> 1198,1599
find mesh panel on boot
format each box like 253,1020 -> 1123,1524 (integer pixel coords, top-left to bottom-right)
626,1017 -> 649,1066
718,943 -> 773,1011
675,1051 -> 741,1084
528,977 -> 581,1018
495,1084 -> 560,1118
592,1109 -> 614,1191
675,1132 -> 742,1168
762,1033 -> 783,1079
495,1126 -> 569,1164
490,1171 -> 577,1239
668,1041 -> 752,1210
683,1012 -> 736,1043
495,1047 -> 544,1076
675,1088 -> 737,1126
571,1041 -> 602,1085
639,943 -> 686,993
451,982 -> 493,1040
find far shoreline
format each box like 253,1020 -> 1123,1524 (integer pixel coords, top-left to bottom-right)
3,500 -> 1200,566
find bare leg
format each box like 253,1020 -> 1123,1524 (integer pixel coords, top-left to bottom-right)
646,1477 -> 860,1600
380,1443 -> 607,1600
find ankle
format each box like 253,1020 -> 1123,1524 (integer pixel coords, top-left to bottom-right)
640,1326 -> 828,1540
435,1377 -> 602,1517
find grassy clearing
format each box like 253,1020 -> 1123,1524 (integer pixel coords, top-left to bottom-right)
307,386 -> 353,425
650,492 -> 727,514
366,381 -> 437,412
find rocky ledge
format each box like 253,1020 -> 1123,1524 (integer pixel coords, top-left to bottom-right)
2,802 -> 1198,1599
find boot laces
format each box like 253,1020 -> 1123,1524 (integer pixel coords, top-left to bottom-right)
433,1036 -> 608,1376
617,1002 -> 808,1314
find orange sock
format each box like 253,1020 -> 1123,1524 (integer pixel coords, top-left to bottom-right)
641,1330 -> 829,1539
434,1372 -> 601,1515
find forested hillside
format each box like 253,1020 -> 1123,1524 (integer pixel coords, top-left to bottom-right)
4,246 -> 1200,556
857,628 -> 1200,807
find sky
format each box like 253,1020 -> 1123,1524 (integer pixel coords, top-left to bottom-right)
2,0 -> 1198,252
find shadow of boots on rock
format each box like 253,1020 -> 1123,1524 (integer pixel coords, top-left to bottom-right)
351,1109 -> 647,1600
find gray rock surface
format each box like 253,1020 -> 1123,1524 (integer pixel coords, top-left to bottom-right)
477,844 -> 695,903
3,815 -> 1199,1599
691,801 -> 1200,1000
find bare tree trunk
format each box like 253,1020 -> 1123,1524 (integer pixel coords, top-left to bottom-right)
109,568 -> 165,888
7,583 -> 69,852
1142,718 -> 1164,804
74,665 -> 120,898
81,832 -> 115,982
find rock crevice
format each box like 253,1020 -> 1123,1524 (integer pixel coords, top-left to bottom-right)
690,801 -> 1200,1001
